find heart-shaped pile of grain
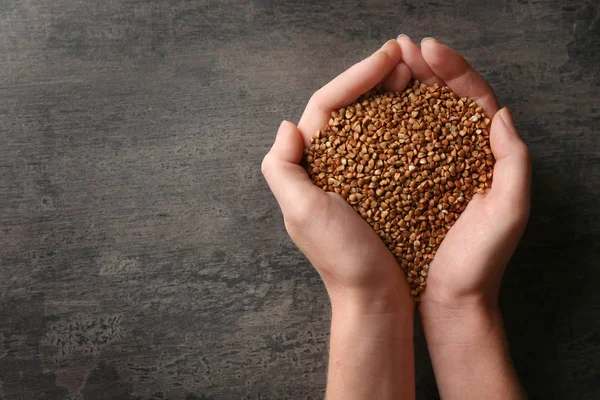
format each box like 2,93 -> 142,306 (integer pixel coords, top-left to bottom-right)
304,80 -> 494,300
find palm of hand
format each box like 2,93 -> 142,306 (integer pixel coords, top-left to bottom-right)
427,185 -> 529,303
287,191 -> 402,290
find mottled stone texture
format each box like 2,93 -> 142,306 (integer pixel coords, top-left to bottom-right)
0,0 -> 598,399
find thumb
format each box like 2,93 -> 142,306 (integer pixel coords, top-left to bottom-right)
266,120 -> 305,164
261,121 -> 323,216
488,107 -> 531,208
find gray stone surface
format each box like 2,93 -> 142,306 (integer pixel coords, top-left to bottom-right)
0,0 -> 598,399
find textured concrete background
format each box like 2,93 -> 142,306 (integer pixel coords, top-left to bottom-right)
0,0 -> 598,399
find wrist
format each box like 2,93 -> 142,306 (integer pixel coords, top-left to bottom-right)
419,285 -> 499,320
329,285 -> 415,345
419,293 -> 504,346
325,278 -> 416,400
419,293 -> 525,400
328,279 -> 415,318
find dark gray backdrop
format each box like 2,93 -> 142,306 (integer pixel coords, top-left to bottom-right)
0,0 -> 598,399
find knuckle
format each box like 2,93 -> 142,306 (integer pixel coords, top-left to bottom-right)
490,192 -> 530,233
285,201 -> 312,228
515,142 -> 531,164
309,90 -> 327,111
502,203 -> 530,232
260,154 -> 276,179
284,193 -> 322,231
309,89 -> 323,104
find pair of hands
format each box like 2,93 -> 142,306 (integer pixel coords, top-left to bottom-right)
262,36 -> 530,399
262,36 -> 530,312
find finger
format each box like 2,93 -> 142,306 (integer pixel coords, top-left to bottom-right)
381,62 -> 412,91
262,121 -> 324,216
420,37 -> 500,117
298,39 -> 402,147
488,108 -> 531,207
396,34 -> 444,86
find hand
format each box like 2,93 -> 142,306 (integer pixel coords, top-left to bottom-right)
394,36 -> 531,310
262,40 -> 416,400
396,36 -> 528,399
261,40 -> 415,311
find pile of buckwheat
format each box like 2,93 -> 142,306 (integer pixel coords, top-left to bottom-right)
304,80 -> 494,300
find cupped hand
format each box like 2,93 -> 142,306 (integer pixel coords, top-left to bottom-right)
261,40 -> 414,310
262,36 -> 530,313
395,36 -> 531,309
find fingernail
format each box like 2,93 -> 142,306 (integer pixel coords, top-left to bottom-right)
275,120 -> 288,141
381,39 -> 396,48
500,108 -> 516,131
397,34 -> 409,40
421,37 -> 436,45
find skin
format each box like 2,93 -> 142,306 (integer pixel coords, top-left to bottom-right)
262,36 -> 530,400
404,36 -> 530,400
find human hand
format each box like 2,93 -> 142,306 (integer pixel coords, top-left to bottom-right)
262,40 -> 416,312
392,36 -> 531,311
396,36 -> 528,399
262,39 -> 418,400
